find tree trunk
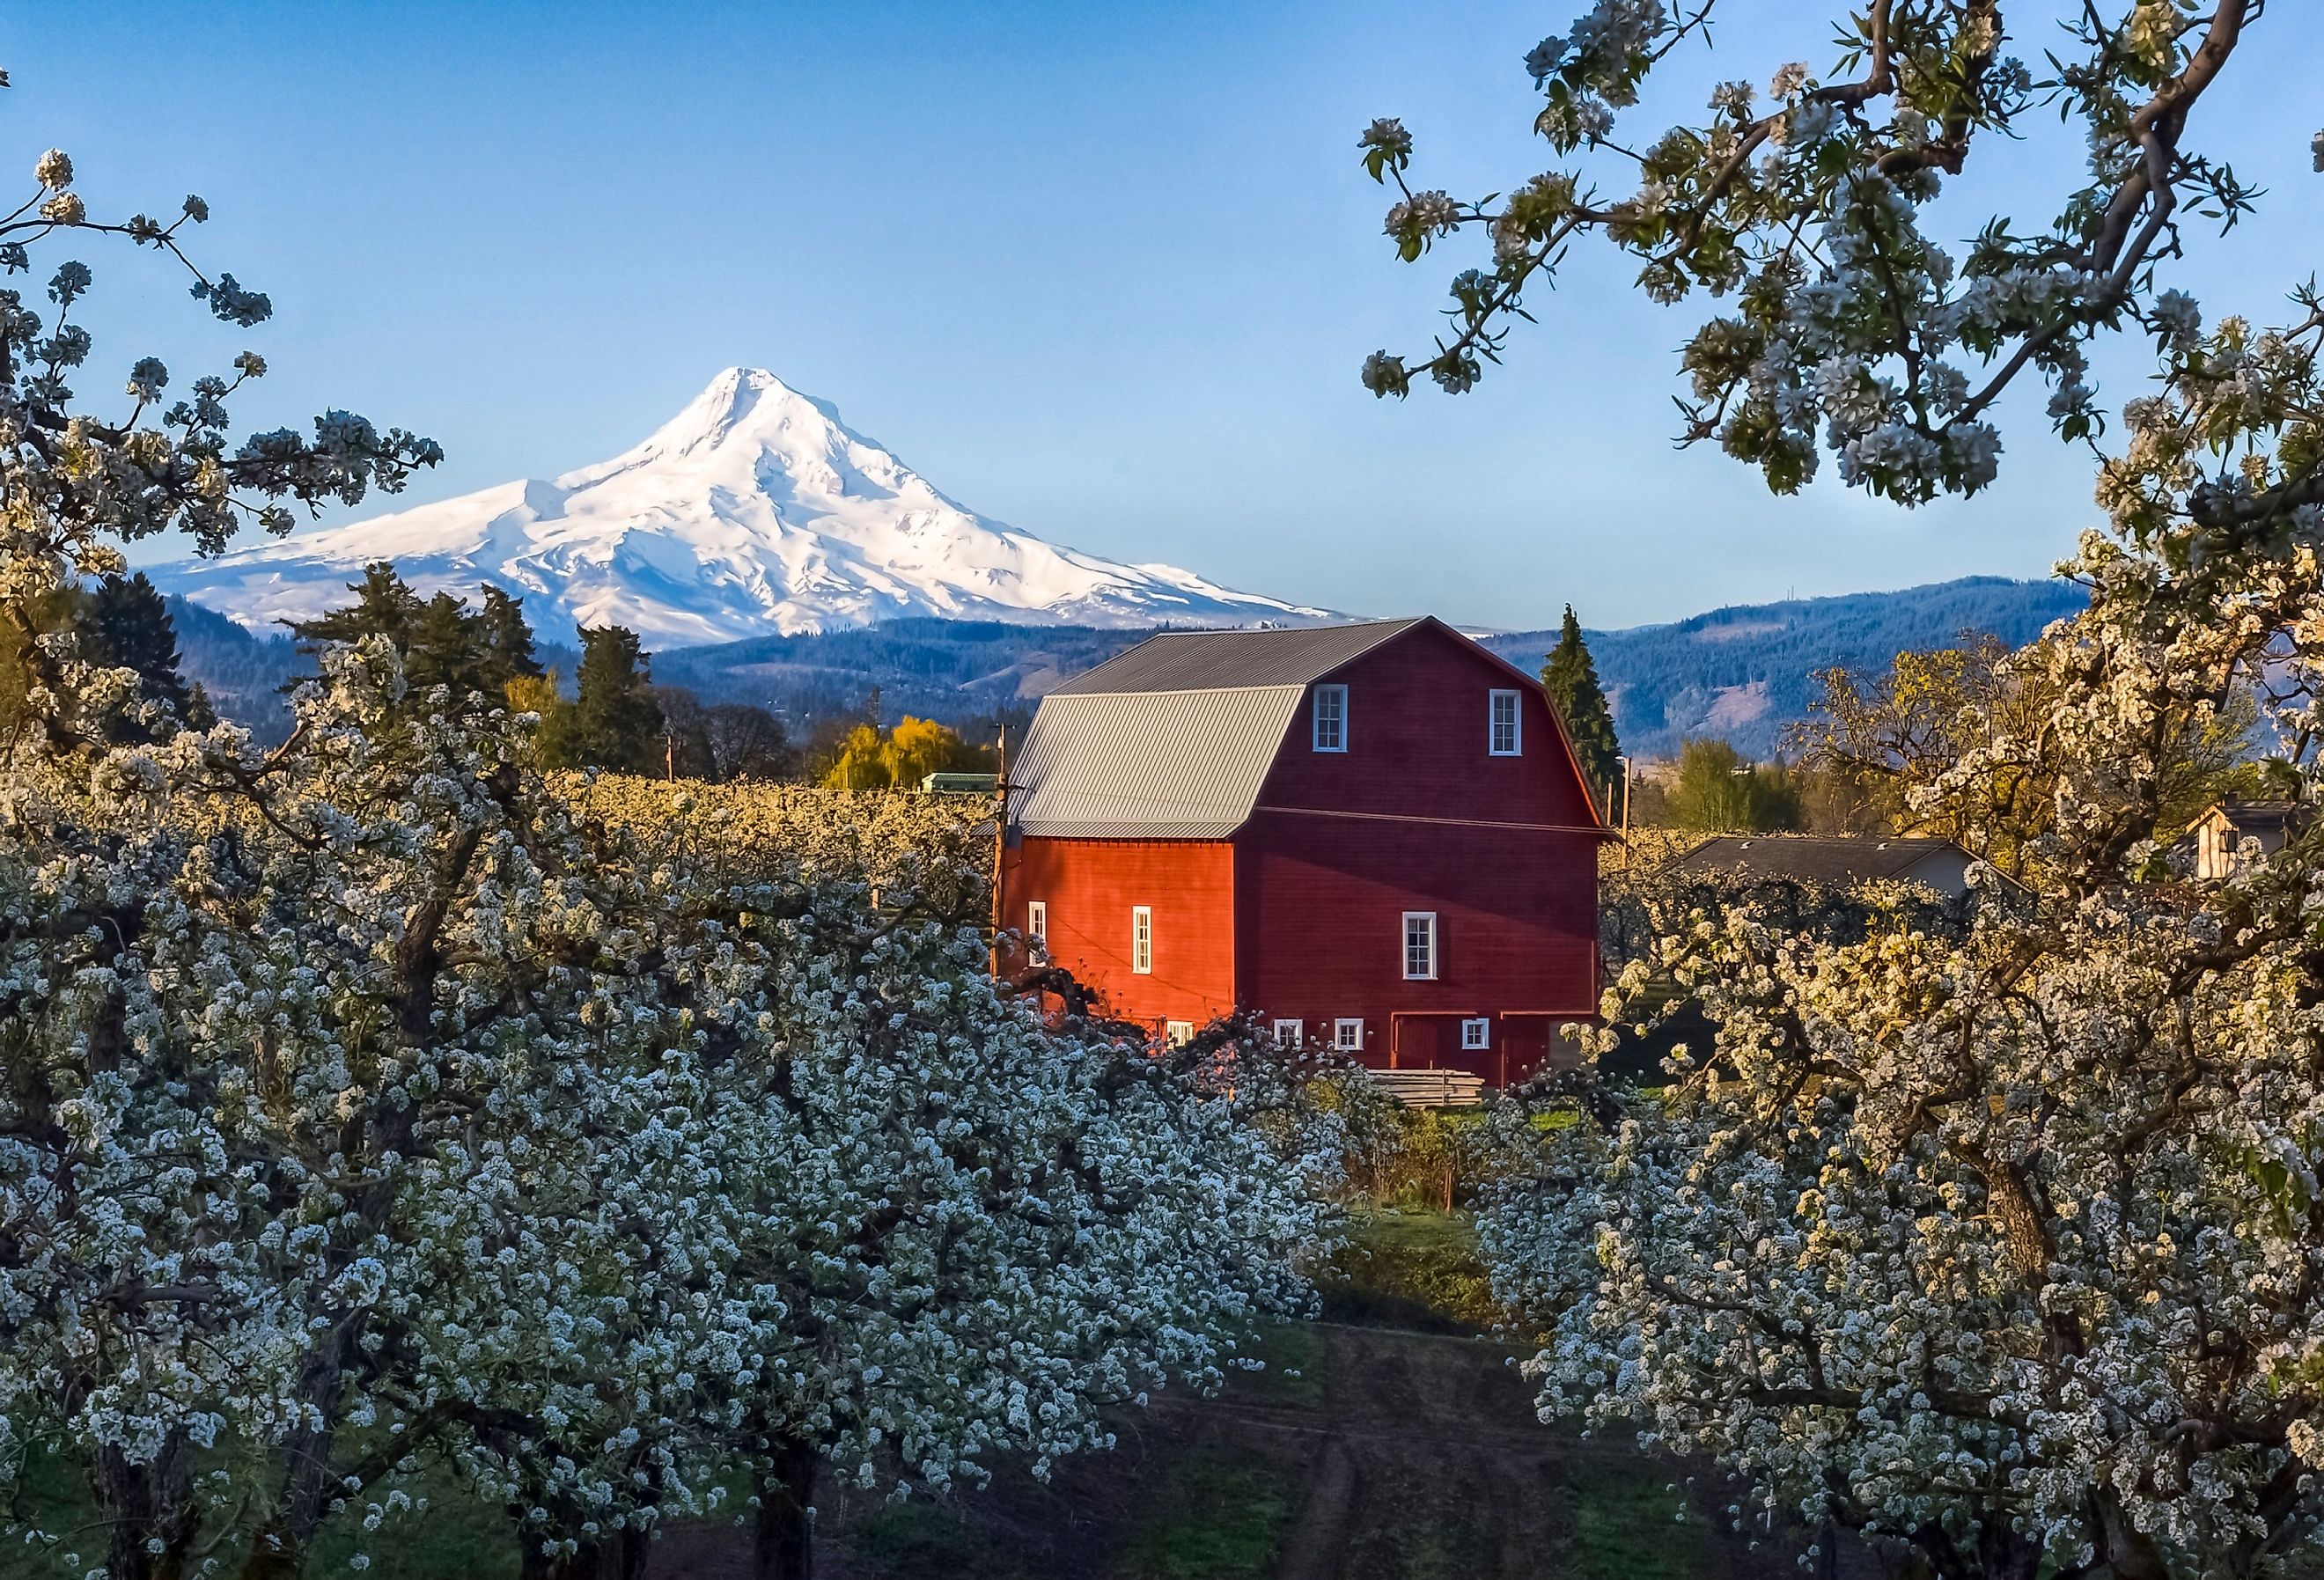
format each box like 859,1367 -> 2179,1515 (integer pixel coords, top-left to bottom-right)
1973,1520 -> 2043,1580
2093,1493 -> 2172,1580
236,1341 -> 351,1580
96,1437 -> 194,1580
753,1440 -> 821,1580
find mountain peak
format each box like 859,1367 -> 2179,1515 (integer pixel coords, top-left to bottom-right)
154,370 -> 1335,646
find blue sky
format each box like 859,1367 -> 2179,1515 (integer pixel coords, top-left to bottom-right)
11,3 -> 2321,629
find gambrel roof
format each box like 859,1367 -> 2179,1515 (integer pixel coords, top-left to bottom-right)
1011,619 -> 1429,841
1048,618 -> 1426,696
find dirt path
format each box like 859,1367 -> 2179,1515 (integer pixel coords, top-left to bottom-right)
648,1320 -> 1796,1580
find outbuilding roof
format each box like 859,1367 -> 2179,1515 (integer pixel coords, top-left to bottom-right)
2191,799 -> 2304,835
1674,834 -> 1967,886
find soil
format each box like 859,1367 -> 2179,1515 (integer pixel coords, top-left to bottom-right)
644,1319 -> 1821,1580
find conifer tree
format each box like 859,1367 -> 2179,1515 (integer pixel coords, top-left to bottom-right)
405,590 -> 489,697
555,625 -> 663,772
478,584 -> 543,686
1541,605 -> 1621,813
290,567 -> 546,714
289,561 -> 423,655
82,572 -> 210,732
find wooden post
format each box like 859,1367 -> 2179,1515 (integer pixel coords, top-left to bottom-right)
1619,753 -> 1632,868
989,725 -> 1008,978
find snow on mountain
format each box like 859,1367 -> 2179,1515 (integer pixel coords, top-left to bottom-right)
153,368 -> 1334,647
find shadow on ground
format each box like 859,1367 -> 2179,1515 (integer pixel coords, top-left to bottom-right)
645,1212 -> 1827,1580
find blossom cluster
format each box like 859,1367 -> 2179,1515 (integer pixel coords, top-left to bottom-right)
1482,294 -> 2324,1575
0,128 -> 1327,1580
1358,2 -> 2261,508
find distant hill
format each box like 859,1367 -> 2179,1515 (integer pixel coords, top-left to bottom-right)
651,618 -> 1153,736
173,576 -> 2088,761
1482,576 -> 2089,759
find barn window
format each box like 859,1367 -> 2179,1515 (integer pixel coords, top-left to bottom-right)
1165,1020 -> 1195,1047
1272,1018 -> 1303,1048
1489,690 -> 1521,755
1460,1017 -> 1490,1050
1026,900 -> 1048,960
1131,906 -> 1153,974
1334,1018 -> 1364,1052
1402,912 -> 1438,980
1312,684 -> 1348,753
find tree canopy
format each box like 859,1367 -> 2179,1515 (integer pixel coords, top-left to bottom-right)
0,97 -> 1328,1580
1374,6 -> 2324,1576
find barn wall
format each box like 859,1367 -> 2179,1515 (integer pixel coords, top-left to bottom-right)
1235,624 -> 1600,1083
1234,812 -> 1598,1084
1004,837 -> 1237,1026
1253,625 -> 1601,830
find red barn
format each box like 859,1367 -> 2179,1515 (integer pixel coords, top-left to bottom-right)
999,617 -> 1604,1084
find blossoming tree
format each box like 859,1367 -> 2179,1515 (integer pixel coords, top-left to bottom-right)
0,84 -> 1324,1580
1362,4 -> 2324,1576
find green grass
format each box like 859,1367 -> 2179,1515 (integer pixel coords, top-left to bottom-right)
1230,1320 -> 1325,1407
1320,1209 -> 1504,1332
1113,1445 -> 1294,1580
305,1468 -> 518,1580
1567,1459 -> 1704,1580
852,1500 -> 1030,1580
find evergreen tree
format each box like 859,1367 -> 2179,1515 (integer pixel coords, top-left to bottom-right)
557,625 -> 663,772
82,572 -> 208,732
289,567 -> 545,717
405,591 -> 491,698
478,584 -> 543,687
1541,606 -> 1622,813
288,562 -> 423,655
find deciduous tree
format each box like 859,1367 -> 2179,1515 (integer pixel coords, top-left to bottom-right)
1372,6 -> 2324,1575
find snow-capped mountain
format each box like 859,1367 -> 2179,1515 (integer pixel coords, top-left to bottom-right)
154,368 -> 1333,647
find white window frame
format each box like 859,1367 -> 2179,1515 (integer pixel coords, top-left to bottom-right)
1312,683 -> 1348,753
1460,1017 -> 1490,1050
1131,906 -> 1152,974
1489,689 -> 1522,756
1165,1020 -> 1195,1047
1402,911 -> 1438,981
1272,1018 -> 1303,1048
1333,1018 -> 1364,1052
1026,900 -> 1047,957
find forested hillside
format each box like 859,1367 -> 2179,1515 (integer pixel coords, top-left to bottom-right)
1484,577 -> 2089,758
175,578 -> 2086,761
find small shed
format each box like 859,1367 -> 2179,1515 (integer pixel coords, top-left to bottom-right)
1674,834 -> 1977,899
2184,800 -> 2304,880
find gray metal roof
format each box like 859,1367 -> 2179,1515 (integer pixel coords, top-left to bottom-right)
1048,618 -> 1426,695
2199,799 -> 2304,834
1009,687 -> 1305,839
1675,835 -> 1964,885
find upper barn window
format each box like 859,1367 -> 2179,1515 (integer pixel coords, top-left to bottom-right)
1313,684 -> 1347,753
1489,689 -> 1521,756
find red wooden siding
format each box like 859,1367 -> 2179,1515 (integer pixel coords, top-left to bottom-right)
1004,837 -> 1238,1026
1232,809 -> 1597,1083
1252,628 -> 1600,830
1001,619 -> 1602,1084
